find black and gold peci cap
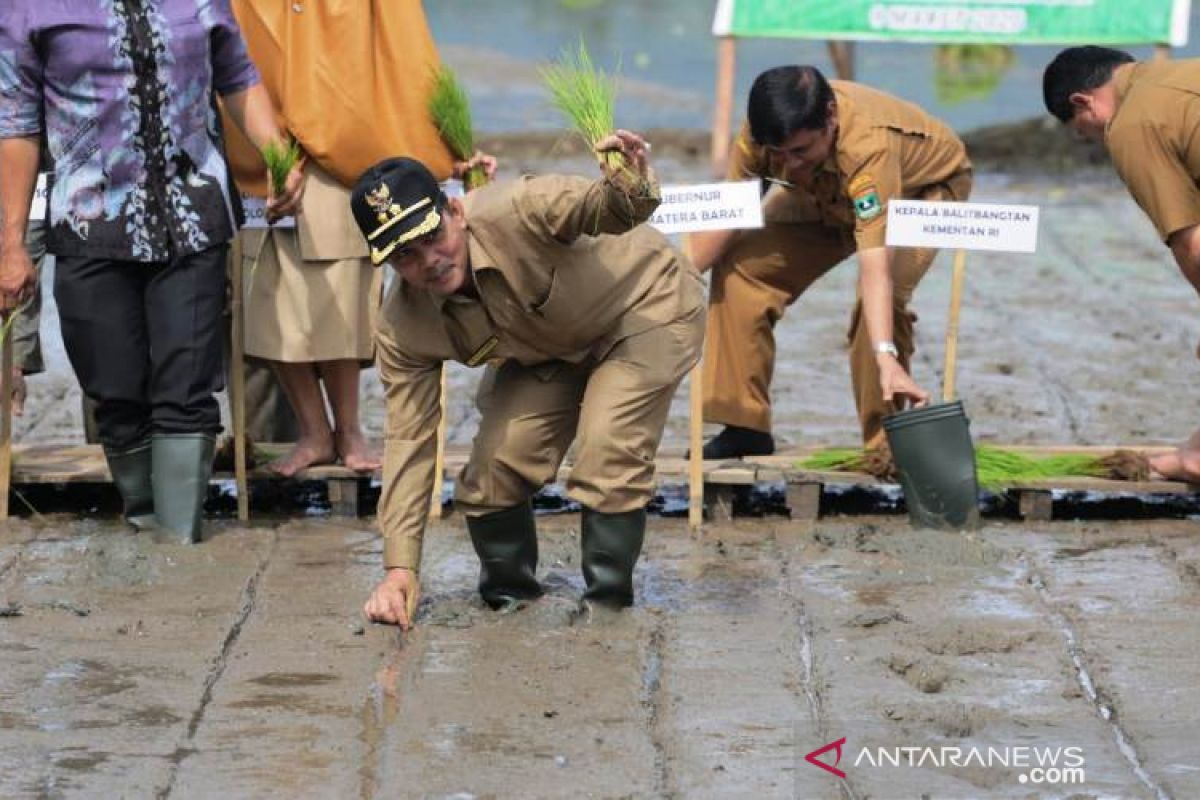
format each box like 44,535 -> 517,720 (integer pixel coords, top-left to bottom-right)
351,157 -> 448,265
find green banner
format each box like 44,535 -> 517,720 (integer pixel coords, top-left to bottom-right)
713,0 -> 1190,46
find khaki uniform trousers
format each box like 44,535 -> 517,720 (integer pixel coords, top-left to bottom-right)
703,176 -> 970,448
455,308 -> 704,516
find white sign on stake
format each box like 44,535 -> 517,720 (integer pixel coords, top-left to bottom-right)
886,199 -> 1039,253
649,180 -> 762,235
240,195 -> 296,229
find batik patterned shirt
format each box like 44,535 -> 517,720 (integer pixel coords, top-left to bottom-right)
0,0 -> 259,261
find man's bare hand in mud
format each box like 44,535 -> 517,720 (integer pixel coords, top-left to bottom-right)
363,568 -> 420,630
878,355 -> 929,409
595,129 -> 654,191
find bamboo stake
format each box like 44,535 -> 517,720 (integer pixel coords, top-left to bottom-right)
230,236 -> 249,521
684,235 -> 705,531
826,40 -> 856,80
688,361 -> 704,531
710,36 -> 737,179
942,249 -> 968,402
429,364 -> 448,518
0,323 -> 12,520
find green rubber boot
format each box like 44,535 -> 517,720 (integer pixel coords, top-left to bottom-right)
151,433 -> 215,544
466,502 -> 543,609
883,400 -> 980,530
103,438 -> 156,530
581,507 -> 646,608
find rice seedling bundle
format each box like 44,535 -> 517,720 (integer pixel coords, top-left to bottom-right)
799,445 -> 1150,486
428,65 -> 488,191
540,39 -> 627,175
261,138 -> 301,197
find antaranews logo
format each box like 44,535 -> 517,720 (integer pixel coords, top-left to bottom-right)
803,738 -> 847,779
802,738 -> 1086,786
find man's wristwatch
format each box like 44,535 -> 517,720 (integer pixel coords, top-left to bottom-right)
874,341 -> 900,358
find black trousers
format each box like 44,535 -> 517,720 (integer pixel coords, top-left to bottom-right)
55,245 -> 227,449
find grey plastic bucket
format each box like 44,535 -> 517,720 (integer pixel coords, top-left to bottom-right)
882,400 -> 980,530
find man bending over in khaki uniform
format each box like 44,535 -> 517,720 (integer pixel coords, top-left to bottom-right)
351,131 -> 705,626
692,65 -> 973,458
1043,47 -> 1200,482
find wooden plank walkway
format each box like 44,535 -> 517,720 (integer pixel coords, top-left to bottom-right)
7,442 -> 1197,521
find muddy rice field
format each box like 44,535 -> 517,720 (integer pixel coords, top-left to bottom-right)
3,134 -> 1200,798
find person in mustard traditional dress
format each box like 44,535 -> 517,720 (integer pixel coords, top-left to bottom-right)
224,0 -> 484,476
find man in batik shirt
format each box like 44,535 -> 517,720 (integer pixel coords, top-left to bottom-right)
0,0 -> 302,541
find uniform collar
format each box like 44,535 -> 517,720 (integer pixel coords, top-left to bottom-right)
1110,61 -> 1140,107
1107,62 -> 1141,134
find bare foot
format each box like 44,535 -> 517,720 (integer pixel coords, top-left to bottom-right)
268,436 -> 336,477
336,429 -> 381,473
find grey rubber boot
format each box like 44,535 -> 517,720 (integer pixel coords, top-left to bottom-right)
151,433 -> 215,544
466,501 -> 543,609
581,507 -> 646,608
103,438 -> 156,530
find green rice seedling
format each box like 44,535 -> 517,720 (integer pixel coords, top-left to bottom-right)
261,138 -> 301,197
247,138 -> 300,302
799,448 -> 864,472
540,38 -> 627,175
428,65 -> 488,191
975,446 -> 1115,487
799,445 -> 1150,488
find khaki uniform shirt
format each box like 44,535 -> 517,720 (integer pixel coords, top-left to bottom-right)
1107,60 -> 1200,242
375,173 -> 705,571
727,81 -> 971,250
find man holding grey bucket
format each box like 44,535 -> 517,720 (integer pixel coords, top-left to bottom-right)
691,65 -> 973,459
352,131 -> 704,627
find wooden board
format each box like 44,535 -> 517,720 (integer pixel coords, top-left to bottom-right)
7,442 -> 1197,496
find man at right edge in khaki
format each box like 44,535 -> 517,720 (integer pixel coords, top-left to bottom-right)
1043,47 -> 1200,482
692,65 -> 973,458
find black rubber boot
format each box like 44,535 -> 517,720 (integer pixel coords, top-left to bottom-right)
581,507 -> 646,608
699,425 -> 775,460
466,501 -> 543,609
104,438 -> 156,530
151,433 -> 215,544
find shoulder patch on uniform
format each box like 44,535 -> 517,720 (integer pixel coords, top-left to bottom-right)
466,335 -> 499,368
848,174 -> 882,221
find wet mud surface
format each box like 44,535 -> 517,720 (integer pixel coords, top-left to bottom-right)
3,514 -> 1199,797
